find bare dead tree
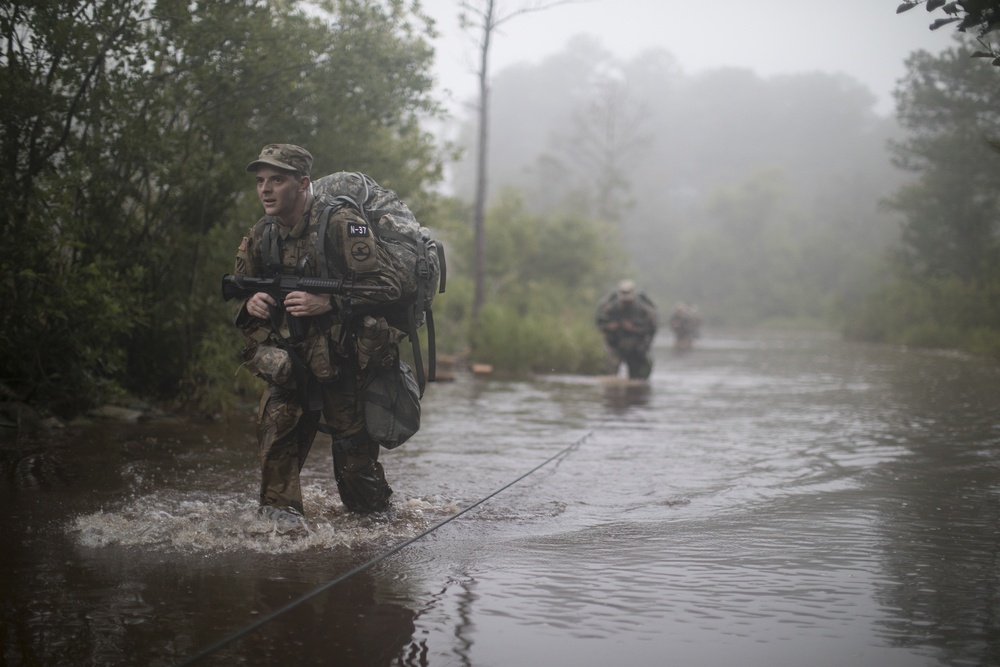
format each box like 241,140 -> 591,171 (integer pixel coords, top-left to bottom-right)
548,70 -> 651,224
457,0 -> 591,332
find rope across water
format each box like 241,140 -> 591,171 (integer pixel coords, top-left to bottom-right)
175,430 -> 593,666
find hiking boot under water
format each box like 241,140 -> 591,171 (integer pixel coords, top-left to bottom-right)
258,505 -> 310,535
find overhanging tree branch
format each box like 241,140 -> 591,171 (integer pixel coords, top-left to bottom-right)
897,0 -> 1000,64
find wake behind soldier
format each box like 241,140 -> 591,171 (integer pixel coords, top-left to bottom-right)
231,143 -> 405,532
595,279 -> 658,380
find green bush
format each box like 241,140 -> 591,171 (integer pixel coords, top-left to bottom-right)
473,302 -> 605,375
844,272 -> 1000,360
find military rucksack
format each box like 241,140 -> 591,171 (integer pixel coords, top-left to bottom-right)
311,172 -> 446,395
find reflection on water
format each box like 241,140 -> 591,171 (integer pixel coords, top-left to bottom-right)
600,377 -> 652,412
1,332 -> 999,666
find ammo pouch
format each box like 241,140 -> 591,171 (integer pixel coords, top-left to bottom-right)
362,360 -> 421,449
243,343 -> 293,385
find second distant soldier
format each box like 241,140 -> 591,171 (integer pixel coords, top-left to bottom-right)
595,279 -> 658,380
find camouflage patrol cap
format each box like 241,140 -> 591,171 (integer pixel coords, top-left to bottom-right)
246,144 -> 313,175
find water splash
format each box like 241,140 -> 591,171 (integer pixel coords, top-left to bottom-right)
67,484 -> 460,555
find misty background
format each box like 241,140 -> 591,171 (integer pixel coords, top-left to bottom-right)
421,1 -> 954,327
453,38 -> 906,325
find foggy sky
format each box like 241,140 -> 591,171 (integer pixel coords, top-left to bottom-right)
420,0 -> 956,117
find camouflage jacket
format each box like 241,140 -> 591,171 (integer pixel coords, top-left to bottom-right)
231,192 -> 403,373
595,292 -> 658,339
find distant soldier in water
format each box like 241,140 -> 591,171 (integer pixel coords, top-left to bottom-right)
595,280 -> 658,380
668,301 -> 701,352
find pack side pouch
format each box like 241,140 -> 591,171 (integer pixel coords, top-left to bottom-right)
242,342 -> 293,386
362,360 -> 421,449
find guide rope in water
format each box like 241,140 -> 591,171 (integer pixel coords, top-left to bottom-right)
175,430 -> 594,666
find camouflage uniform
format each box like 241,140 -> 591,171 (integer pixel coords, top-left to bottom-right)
233,144 -> 403,515
595,280 -> 658,380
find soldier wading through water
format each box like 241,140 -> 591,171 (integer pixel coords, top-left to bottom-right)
595,279 -> 659,380
231,144 -> 406,533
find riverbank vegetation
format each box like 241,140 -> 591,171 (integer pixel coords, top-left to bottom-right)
842,41 -> 1000,359
2,1 -> 998,420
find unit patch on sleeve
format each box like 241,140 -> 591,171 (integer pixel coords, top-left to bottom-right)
351,242 -> 372,262
348,223 -> 369,238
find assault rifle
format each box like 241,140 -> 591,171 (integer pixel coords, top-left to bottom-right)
221,273 -> 393,341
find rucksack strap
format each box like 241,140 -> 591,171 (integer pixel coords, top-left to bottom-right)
426,306 -> 436,384
316,206 -> 331,278
407,303 -> 426,397
435,240 -> 447,294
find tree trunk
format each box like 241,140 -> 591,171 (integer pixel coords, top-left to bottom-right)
471,0 -> 494,332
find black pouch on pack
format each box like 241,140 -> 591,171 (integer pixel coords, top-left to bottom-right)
362,360 -> 421,449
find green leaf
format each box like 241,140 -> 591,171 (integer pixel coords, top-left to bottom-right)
930,17 -> 960,29
926,0 -> 946,11
897,2 -> 918,13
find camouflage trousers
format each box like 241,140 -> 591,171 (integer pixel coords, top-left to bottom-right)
256,367 -> 392,515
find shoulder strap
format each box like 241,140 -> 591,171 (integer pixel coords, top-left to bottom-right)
261,220 -> 281,272
407,305 -> 426,397
317,206 -> 331,279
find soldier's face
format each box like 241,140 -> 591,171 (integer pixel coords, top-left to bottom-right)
255,166 -> 306,224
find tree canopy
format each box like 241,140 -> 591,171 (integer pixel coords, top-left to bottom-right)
846,36 -> 1000,354
888,39 -> 1000,281
0,0 -> 446,414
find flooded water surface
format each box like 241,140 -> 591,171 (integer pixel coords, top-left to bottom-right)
3,331 -> 1000,666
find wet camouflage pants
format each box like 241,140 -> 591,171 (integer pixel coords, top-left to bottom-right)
256,370 -> 392,514
604,336 -> 653,380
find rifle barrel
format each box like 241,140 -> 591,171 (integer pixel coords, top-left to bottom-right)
221,274 -> 393,301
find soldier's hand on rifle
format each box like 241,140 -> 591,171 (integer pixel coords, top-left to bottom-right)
246,292 -> 278,320
284,290 -> 333,317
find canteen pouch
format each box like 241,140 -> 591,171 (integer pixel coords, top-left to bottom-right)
362,360 -> 421,449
